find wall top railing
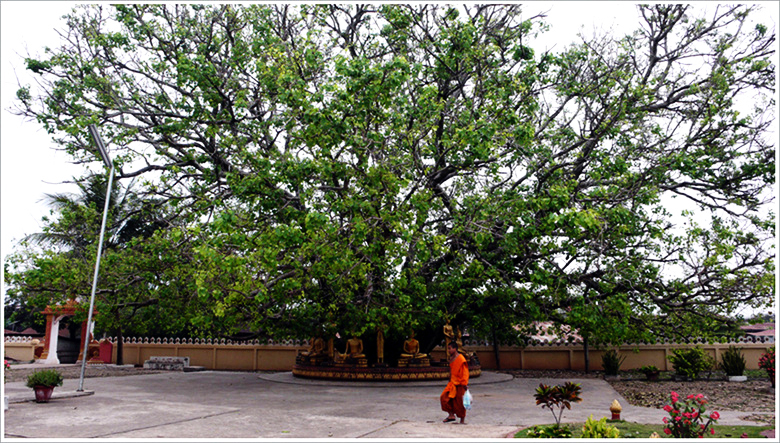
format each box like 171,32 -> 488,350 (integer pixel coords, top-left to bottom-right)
75,335 -> 774,347
482,335 -> 775,347
3,335 -> 38,343
5,334 -> 773,347
102,337 -> 309,346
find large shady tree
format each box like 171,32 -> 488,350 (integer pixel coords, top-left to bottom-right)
8,4 -> 775,357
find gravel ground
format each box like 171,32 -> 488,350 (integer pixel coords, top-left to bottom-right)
500,369 -> 776,425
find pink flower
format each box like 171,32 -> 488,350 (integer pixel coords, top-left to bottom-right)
664,428 -> 672,435
687,394 -> 695,399
711,428 -> 715,435
710,411 -> 720,420
696,394 -> 704,399
663,405 -> 673,412
675,416 -> 682,422
663,417 -> 668,424
692,411 -> 699,419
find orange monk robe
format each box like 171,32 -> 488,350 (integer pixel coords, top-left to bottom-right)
442,353 -> 469,398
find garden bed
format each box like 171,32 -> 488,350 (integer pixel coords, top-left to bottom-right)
500,369 -> 775,425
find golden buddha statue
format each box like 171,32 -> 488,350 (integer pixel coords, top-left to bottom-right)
300,336 -> 325,357
342,335 -> 366,359
443,320 -> 454,349
455,327 -> 466,354
401,330 -> 428,359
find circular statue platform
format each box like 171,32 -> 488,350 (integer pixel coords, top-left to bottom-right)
263,368 -> 512,387
291,361 -> 481,382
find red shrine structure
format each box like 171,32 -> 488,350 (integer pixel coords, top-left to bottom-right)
36,299 -> 101,365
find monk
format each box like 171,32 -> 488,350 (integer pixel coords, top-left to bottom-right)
440,341 -> 469,424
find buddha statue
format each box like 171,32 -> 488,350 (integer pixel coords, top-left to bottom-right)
455,327 -> 465,354
297,336 -> 327,366
401,330 -> 428,359
300,336 -> 325,357
342,335 -> 365,359
443,320 -> 454,349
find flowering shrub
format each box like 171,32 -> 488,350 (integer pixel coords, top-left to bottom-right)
661,391 -> 719,438
758,347 -> 775,380
4,359 -> 10,382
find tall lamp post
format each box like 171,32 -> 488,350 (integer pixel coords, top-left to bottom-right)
78,124 -> 114,392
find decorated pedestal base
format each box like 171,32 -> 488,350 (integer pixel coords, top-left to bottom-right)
397,357 -> 432,368
293,358 -> 481,381
335,358 -> 368,368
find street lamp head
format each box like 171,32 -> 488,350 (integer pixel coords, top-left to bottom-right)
87,124 -> 113,169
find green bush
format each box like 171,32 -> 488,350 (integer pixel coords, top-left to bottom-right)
719,346 -> 746,376
581,415 -> 621,438
668,346 -> 715,379
601,349 -> 626,376
526,424 -> 573,438
638,365 -> 659,374
25,369 -> 64,388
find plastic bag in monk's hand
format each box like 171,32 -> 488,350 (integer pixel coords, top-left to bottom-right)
463,388 -> 473,410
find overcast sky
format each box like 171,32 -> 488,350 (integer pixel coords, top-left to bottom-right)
1,2 -> 778,314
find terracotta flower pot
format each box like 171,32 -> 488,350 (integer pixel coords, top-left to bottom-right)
33,385 -> 55,403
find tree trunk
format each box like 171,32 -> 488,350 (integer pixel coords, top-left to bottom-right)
492,325 -> 501,369
583,336 -> 590,373
115,309 -> 124,366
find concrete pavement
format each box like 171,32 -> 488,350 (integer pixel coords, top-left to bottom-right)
2,368 -> 773,439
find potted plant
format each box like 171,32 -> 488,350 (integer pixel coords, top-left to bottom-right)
719,346 -> 747,382
25,369 -> 64,403
638,365 -> 661,381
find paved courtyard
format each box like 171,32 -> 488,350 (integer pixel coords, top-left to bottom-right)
2,369 -> 771,439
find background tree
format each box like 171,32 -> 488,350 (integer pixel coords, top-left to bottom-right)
8,4 -> 775,358
3,174 -> 197,363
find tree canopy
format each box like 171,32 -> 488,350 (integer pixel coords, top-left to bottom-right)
7,4 -> 776,351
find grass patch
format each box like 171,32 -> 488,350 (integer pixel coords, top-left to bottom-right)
514,421 -> 773,438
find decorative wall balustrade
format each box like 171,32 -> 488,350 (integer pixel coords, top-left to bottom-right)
464,334 -> 774,347
107,336 -> 307,346
3,335 -> 38,343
